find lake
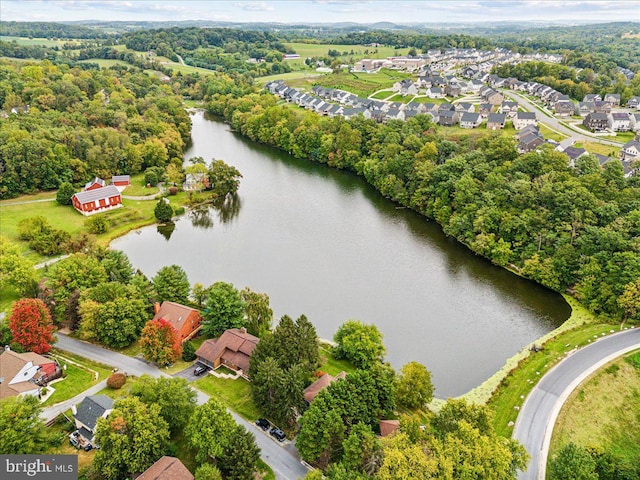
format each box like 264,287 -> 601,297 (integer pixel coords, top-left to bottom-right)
112,111 -> 570,397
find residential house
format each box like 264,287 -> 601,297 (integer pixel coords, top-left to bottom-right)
583,112 -> 609,132
608,112 -> 631,132
394,79 -> 418,96
603,93 -> 621,106
454,102 -> 475,114
594,154 -> 614,168
630,113 -> 640,132
499,102 -> 518,116
0,347 -> 61,399
481,88 -> 504,105
516,124 -> 540,141
72,185 -> 122,216
486,113 -> 506,130
379,420 -> 401,438
460,112 -> 482,129
562,146 -> 588,167
437,110 -> 460,126
195,328 -> 259,376
72,395 -> 113,444
576,102 -> 595,117
84,177 -> 106,191
620,140 -> 640,162
478,103 -> 493,118
303,371 -> 347,403
111,175 -> 131,187
152,301 -> 202,344
593,101 -> 612,114
182,173 -> 210,192
583,94 -> 602,103
426,87 -> 444,99
385,108 -> 405,121
555,101 -> 576,117
137,456 -> 194,480
627,96 -> 640,109
513,112 -> 537,130
445,83 -> 461,98
517,132 -> 544,153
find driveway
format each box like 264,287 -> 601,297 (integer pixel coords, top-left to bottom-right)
54,334 -> 309,480
514,328 -> 640,480
173,365 -> 201,382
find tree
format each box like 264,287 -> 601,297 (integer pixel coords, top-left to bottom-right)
396,361 -> 434,410
0,236 -> 37,296
154,198 -> 173,222
101,249 -> 134,284
94,296 -> 149,348
56,181 -> 76,205
195,464 -> 222,480
202,281 -> 246,337
377,433 -> 439,480
209,158 -> 242,199
333,320 -> 386,369
618,278 -> 640,322
548,443 -> 598,480
140,319 -> 181,366
9,298 -> 54,353
0,396 -> 54,454
219,425 -> 261,480
240,287 -> 273,337
191,282 -> 208,307
93,397 -> 170,480
296,396 -> 345,468
130,375 -> 197,435
85,215 -> 108,234
152,264 -> 190,304
340,422 -> 383,476
182,340 -> 196,361
186,398 -> 237,464
165,163 -> 184,186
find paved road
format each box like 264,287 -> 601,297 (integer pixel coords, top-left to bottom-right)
502,90 -> 624,147
54,334 -> 309,480
41,380 -> 108,423
514,328 -> 640,480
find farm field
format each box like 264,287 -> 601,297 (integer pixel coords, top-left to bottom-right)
78,58 -> 132,68
284,42 -> 410,66
0,35 -> 77,47
292,68 -> 411,97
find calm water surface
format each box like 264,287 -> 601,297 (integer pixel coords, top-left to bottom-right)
113,111 -> 570,397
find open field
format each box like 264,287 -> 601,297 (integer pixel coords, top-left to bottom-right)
549,350 -> 640,467
290,68 -> 411,97
78,58 -> 132,68
574,140 -> 621,157
284,42 -> 410,67
194,375 -> 260,422
0,36 -> 78,47
256,70 -> 325,85
538,123 -> 568,142
121,173 -> 160,196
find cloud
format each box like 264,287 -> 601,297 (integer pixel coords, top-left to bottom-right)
235,1 -> 274,11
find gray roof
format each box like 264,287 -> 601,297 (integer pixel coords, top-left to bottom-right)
73,185 -> 121,205
487,113 -> 506,123
460,112 -> 480,123
112,175 -> 130,182
85,177 -> 105,190
516,112 -> 536,120
563,146 -> 587,160
611,112 -> 630,121
74,395 -> 113,430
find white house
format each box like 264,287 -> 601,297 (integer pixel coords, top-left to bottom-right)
426,87 -> 445,99
513,112 -> 538,130
620,140 -> 640,162
630,113 -> 640,132
608,112 -> 631,132
459,112 -> 482,129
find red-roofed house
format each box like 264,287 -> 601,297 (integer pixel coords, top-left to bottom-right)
72,185 -> 122,216
303,371 -> 347,403
152,302 -> 202,344
195,328 -> 258,377
111,175 -> 131,187
136,456 -> 193,480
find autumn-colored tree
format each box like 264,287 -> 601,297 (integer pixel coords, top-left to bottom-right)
140,318 -> 181,366
9,298 -> 55,353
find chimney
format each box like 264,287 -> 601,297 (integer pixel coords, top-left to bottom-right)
240,327 -> 247,334
154,302 -> 161,314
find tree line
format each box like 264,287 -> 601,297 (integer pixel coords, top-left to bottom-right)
205,88 -> 640,323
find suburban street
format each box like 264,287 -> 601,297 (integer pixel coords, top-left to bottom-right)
501,90 -> 625,148
514,328 -> 640,480
53,334 -> 310,480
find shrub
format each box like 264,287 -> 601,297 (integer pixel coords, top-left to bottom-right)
168,186 -> 178,195
145,170 -> 158,187
85,215 -> 108,234
182,341 -> 196,362
154,199 -> 173,223
107,372 -> 127,389
56,182 -> 76,206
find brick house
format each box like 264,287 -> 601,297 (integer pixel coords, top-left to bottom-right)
195,328 -> 259,377
152,302 -> 202,344
583,112 -> 609,132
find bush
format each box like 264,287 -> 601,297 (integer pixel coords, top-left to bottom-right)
85,215 -> 108,234
56,182 -> 76,206
154,198 -> 173,223
107,372 -> 127,389
182,341 -> 196,362
168,186 -> 178,195
145,170 -> 158,187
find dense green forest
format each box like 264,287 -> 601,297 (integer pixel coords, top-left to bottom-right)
0,61 -> 190,197
0,21 -> 107,39
206,89 -> 640,323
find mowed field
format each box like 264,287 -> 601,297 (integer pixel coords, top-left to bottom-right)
284,42 -> 411,64
549,350 -> 640,466
0,36 -> 79,47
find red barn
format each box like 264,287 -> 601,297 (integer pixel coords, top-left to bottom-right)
152,302 -> 202,344
111,175 -> 131,187
72,185 -> 122,215
84,177 -> 106,191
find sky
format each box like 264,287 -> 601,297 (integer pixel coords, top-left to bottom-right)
0,0 -> 639,25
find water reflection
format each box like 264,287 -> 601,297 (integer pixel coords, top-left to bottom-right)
216,193 -> 242,225
156,222 -> 176,241
189,206 -> 214,230
188,193 -> 243,230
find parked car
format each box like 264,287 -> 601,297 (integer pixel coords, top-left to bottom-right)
193,364 -> 208,376
255,418 -> 270,431
269,427 -> 286,442
69,432 -> 80,448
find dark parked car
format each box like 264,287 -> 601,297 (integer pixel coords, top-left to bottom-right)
193,364 -> 208,376
269,427 -> 286,442
255,418 -> 270,431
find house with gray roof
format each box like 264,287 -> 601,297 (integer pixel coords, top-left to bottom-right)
608,112 -> 631,132
583,112 -> 609,132
603,93 -> 621,106
513,112 -> 537,130
72,185 -> 122,216
73,395 -> 113,443
460,112 -> 481,129
562,146 -> 588,167
487,113 -> 506,130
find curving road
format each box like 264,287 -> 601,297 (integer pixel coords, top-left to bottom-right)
54,334 -> 309,480
514,328 -> 640,480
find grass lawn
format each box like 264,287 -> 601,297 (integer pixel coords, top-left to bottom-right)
486,298 -> 620,437
256,70 -> 325,85
283,42 -> 410,68
371,90 -> 394,100
318,345 -> 357,376
301,68 -> 411,97
413,96 -> 451,104
388,93 -> 416,104
574,140 -> 621,157
122,173 -> 160,196
607,131 -> 635,143
0,284 -> 20,314
538,123 -> 568,142
0,36 -> 77,47
43,362 -> 97,406
47,414 -> 96,476
78,58 -> 131,68
549,350 -> 640,467
50,349 -> 113,380
164,335 -> 208,374
194,375 -> 260,422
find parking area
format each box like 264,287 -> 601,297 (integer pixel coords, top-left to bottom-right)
172,364 -> 202,382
